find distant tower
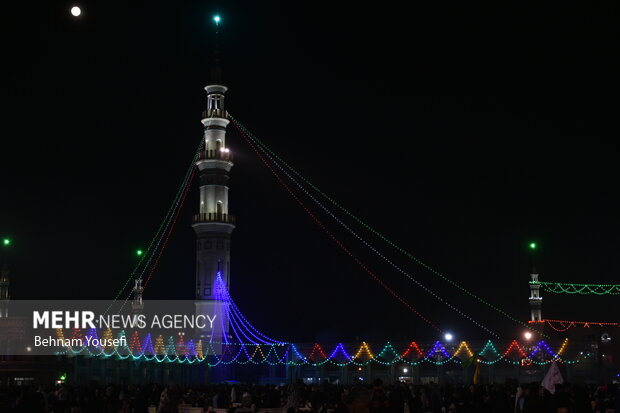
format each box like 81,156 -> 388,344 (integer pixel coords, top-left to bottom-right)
529,270 -> 542,321
0,264 -> 9,318
193,22 -> 234,342
131,279 -> 144,314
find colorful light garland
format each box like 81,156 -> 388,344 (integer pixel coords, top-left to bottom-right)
211,272 -> 283,345
54,332 -> 587,367
529,319 -> 619,332
532,281 -> 620,295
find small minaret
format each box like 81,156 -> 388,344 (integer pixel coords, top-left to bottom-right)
194,16 -> 233,342
131,279 -> 144,314
0,264 -> 10,318
529,269 -> 543,321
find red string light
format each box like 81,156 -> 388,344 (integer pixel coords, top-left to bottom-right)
529,319 -> 619,332
129,331 -> 142,353
176,334 -> 186,356
70,328 -> 83,342
502,340 -> 527,358
401,341 -> 425,358
308,343 -> 328,360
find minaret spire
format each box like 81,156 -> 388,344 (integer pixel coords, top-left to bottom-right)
529,269 -> 543,321
211,14 -> 223,84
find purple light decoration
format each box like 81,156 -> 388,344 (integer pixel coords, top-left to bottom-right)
142,333 -> 154,355
85,328 -> 102,350
213,272 -> 230,345
212,272 -> 283,345
213,272 -> 251,345
290,344 -> 308,361
329,343 -> 353,361
228,298 -> 282,343
529,340 -> 559,359
426,341 -> 451,359
186,339 -> 196,358
219,274 -> 275,344
225,295 -> 264,345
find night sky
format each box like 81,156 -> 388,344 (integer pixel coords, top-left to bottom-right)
3,1 -> 619,342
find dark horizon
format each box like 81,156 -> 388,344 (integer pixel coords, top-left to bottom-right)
2,0 -> 619,342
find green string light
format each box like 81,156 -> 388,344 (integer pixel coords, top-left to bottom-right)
229,115 -> 544,337
532,281 -> 620,295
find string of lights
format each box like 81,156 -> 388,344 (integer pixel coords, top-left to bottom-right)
229,116 -> 542,336
231,119 -> 441,332
115,168 -> 197,313
532,281 -> 620,295
142,169 -> 196,290
237,117 -> 499,338
106,136 -> 205,312
211,272 -> 284,345
529,319 -> 619,332
60,332 -> 587,367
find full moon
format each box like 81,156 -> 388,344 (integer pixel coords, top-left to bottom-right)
70,6 -> 81,17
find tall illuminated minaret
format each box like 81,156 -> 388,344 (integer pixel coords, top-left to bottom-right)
194,15 -> 233,341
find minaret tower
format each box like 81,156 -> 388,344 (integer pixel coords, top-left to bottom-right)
528,270 -> 543,321
131,279 -> 144,314
0,264 -> 9,318
194,15 -> 233,341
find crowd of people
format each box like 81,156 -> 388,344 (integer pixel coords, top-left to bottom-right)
0,379 -> 618,413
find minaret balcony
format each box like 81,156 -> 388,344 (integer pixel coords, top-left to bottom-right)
197,149 -> 233,162
192,212 -> 236,224
202,109 -> 228,119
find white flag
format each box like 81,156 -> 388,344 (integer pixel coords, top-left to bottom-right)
541,361 -> 563,394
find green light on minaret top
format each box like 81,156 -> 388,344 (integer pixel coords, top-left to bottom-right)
2,238 -> 10,246
136,249 -> 143,257
213,15 -> 221,25
529,242 -> 537,250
